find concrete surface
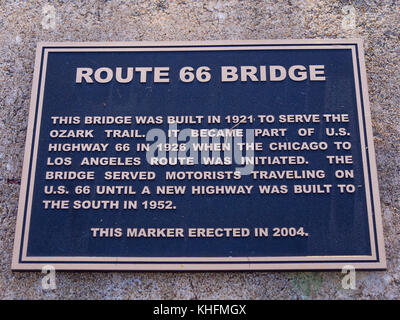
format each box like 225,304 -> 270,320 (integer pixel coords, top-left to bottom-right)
0,0 -> 399,299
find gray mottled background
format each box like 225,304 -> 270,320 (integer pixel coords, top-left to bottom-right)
0,0 -> 399,299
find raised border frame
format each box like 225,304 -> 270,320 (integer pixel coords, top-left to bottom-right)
12,39 -> 386,271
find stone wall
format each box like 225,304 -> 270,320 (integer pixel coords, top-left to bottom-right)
0,0 -> 398,299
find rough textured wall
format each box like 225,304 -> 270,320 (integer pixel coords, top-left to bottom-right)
0,0 -> 399,299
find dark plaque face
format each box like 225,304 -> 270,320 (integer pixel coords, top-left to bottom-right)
12,40 -> 386,271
